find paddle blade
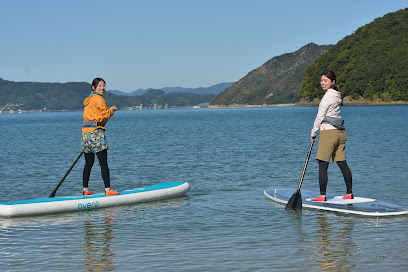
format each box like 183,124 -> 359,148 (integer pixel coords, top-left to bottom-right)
49,190 -> 57,198
285,189 -> 302,211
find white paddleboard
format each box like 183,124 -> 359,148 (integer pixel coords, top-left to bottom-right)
0,182 -> 190,217
264,187 -> 408,216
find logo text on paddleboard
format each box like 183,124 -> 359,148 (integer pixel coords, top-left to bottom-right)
78,201 -> 100,210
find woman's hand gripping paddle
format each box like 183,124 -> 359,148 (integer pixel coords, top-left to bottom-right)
285,141 -> 314,211
49,152 -> 84,198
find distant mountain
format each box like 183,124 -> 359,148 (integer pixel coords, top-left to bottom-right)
142,89 -> 165,97
108,89 -> 145,96
132,89 -> 151,96
107,89 -> 131,96
300,8 -> 408,102
211,43 -> 331,106
108,82 -> 234,96
162,82 -> 235,95
0,78 -> 216,111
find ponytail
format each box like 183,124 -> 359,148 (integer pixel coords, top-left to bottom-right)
332,84 -> 343,106
322,70 -> 343,106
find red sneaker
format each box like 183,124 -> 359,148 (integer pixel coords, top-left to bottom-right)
105,189 -> 120,196
83,191 -> 93,196
312,196 -> 326,201
342,194 -> 354,199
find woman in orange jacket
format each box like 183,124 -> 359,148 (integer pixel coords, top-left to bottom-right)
81,78 -> 120,196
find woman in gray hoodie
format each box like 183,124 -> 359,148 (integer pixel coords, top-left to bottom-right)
310,70 -> 353,201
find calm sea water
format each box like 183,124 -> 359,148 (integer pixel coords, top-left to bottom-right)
0,106 -> 407,271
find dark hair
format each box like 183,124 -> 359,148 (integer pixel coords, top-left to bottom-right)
321,70 -> 343,105
91,78 -> 106,91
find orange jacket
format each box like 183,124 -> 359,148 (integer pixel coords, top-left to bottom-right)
82,94 -> 114,133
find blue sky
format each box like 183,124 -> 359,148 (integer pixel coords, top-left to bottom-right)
1,0 -> 407,92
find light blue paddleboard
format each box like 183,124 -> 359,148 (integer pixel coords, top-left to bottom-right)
0,182 -> 190,217
264,187 -> 408,216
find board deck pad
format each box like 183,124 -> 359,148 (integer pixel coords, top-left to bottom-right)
264,187 -> 408,216
305,196 -> 376,204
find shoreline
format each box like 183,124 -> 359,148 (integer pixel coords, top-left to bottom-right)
2,101 -> 407,114
208,103 -> 296,108
209,100 -> 408,108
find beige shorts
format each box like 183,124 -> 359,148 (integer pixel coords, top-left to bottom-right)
316,129 -> 347,162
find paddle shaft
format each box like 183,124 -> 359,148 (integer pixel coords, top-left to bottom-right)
49,152 -> 84,198
297,141 -> 314,190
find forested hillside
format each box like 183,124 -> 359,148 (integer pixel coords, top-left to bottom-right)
299,8 -> 408,102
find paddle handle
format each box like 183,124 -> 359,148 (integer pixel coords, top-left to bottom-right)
297,141 -> 314,190
49,152 -> 84,198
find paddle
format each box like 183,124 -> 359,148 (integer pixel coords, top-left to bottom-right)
49,152 -> 84,198
285,141 -> 314,211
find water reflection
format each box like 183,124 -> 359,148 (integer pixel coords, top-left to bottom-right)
80,210 -> 117,271
313,214 -> 356,272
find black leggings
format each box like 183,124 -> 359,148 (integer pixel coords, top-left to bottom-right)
318,160 -> 352,195
83,150 -> 110,188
